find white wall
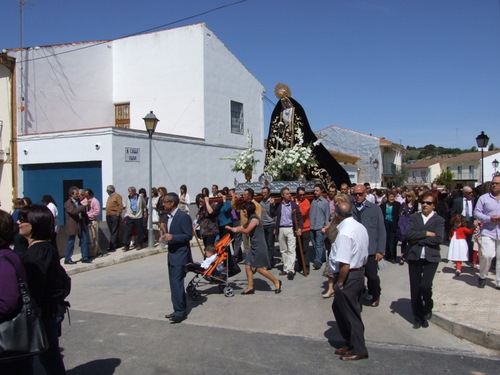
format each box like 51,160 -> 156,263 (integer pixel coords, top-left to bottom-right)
10,43 -> 114,134
0,64 -> 14,210
112,25 -> 205,138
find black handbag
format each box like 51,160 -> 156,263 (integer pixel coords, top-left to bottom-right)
0,255 -> 48,362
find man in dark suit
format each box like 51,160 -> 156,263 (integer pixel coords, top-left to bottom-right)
351,184 -> 386,307
450,185 -> 476,260
64,186 -> 90,264
162,193 -> 193,323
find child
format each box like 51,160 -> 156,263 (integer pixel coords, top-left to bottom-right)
185,245 -> 219,273
447,215 -> 475,276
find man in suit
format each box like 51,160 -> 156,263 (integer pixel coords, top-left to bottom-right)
162,192 -> 193,323
351,184 -> 386,307
64,186 -> 90,264
405,191 -> 444,329
450,185 -> 476,260
273,187 -> 302,280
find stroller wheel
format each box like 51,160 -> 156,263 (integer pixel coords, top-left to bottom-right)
186,285 -> 194,294
218,285 -> 225,294
223,286 -> 234,297
191,291 -> 201,301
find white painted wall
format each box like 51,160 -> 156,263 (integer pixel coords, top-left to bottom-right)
113,25 -> 205,138
0,64 -> 14,210
10,43 -> 114,134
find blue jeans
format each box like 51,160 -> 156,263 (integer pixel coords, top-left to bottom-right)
65,222 -> 89,261
310,229 -> 325,265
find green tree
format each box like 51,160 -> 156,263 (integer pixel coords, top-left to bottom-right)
392,165 -> 410,187
489,143 -> 496,151
434,170 -> 454,187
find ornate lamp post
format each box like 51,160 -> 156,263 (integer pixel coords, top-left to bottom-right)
372,159 -> 379,187
143,111 -> 159,249
475,131 -> 489,185
493,159 -> 499,177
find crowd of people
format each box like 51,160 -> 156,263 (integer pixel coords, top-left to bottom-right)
1,175 -> 499,366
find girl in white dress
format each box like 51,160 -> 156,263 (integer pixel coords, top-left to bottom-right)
447,215 -> 475,277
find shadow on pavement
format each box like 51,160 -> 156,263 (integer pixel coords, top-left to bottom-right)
66,358 -> 121,375
389,298 -> 414,323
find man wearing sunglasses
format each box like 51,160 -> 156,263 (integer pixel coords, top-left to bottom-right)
351,185 -> 385,307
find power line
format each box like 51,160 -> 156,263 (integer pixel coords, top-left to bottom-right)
19,0 -> 248,63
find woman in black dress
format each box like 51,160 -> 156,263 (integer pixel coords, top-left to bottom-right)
227,202 -> 282,295
17,205 -> 67,374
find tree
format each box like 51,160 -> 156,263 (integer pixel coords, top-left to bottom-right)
392,165 -> 410,187
489,143 -> 496,151
434,170 -> 454,187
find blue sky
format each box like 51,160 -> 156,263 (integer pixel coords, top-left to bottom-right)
1,0 -> 499,149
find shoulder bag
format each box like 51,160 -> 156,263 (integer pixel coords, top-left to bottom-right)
0,255 -> 48,363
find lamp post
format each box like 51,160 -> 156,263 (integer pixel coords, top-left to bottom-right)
143,111 -> 159,249
372,159 -> 379,187
493,159 -> 499,177
475,131 -> 489,185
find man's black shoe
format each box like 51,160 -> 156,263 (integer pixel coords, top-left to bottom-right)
81,259 -> 92,263
287,271 -> 295,280
64,259 -> 77,265
478,278 -> 486,288
170,315 -> 186,324
164,312 -> 175,319
313,262 -> 322,270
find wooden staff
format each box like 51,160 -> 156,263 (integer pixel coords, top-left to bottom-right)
292,209 -> 308,277
192,227 -> 205,257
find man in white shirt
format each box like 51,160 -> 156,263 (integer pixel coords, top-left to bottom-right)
330,201 -> 369,361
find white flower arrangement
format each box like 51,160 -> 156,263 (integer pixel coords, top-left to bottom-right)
266,128 -> 320,180
221,131 -> 260,172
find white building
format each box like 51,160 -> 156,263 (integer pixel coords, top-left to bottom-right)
316,125 -> 404,187
1,23 -> 265,219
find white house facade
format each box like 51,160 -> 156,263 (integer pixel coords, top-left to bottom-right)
2,23 -> 265,220
317,125 -> 404,187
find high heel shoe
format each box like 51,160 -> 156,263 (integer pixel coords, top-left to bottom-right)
275,280 -> 282,294
322,291 -> 334,298
241,289 -> 255,295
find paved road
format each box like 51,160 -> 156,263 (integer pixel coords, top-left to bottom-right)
57,253 -> 499,374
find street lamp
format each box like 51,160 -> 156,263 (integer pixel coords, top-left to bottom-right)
475,131 -> 489,185
143,111 -> 159,249
493,159 -> 499,177
372,159 -> 379,187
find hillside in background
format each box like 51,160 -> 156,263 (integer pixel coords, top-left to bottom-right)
404,143 -> 497,162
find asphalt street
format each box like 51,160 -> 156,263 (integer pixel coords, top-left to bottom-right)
55,252 -> 499,374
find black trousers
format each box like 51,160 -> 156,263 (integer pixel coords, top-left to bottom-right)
408,259 -> 438,324
364,255 -> 381,300
106,214 -> 121,250
125,217 -> 143,246
263,224 -> 276,266
332,270 -> 367,355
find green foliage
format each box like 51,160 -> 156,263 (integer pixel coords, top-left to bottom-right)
416,144 -> 463,159
434,170 -> 455,187
489,143 -> 495,151
392,165 -> 410,187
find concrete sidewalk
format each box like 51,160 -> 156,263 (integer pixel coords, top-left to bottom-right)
61,242 -> 500,351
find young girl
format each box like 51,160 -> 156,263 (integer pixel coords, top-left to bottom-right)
447,215 -> 475,276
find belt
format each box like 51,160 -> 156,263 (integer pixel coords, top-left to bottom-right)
280,226 -> 293,228
349,267 -> 364,272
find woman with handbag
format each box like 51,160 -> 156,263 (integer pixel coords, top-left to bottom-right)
17,205 -> 67,374
0,210 -> 35,375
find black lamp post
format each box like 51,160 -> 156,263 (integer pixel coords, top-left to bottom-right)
143,111 -> 159,249
372,159 -> 379,187
475,131 -> 489,185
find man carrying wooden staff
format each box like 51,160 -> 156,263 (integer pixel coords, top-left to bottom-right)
273,187 -> 303,280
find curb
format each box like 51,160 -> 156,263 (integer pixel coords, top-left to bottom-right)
432,311 -> 500,351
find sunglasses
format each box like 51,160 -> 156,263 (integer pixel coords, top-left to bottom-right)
421,201 -> 434,205
353,192 -> 364,196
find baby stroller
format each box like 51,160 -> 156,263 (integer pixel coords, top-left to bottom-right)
186,234 -> 241,300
